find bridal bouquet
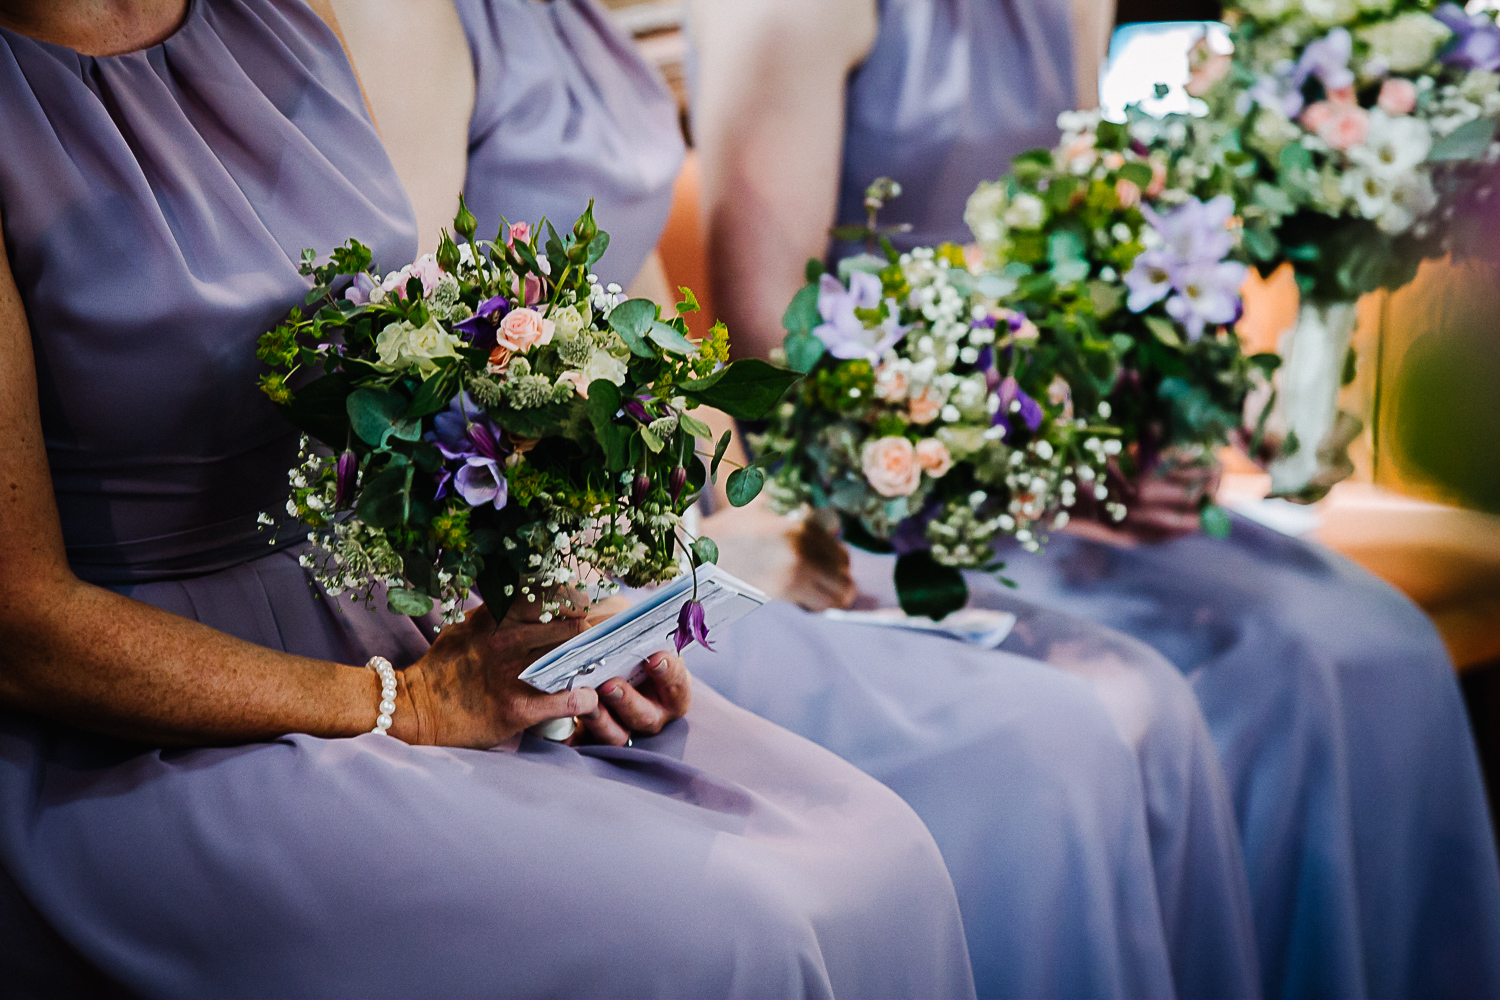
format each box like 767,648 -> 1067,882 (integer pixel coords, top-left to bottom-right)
757,182 -> 1123,620
257,202 -> 797,634
1177,0 -> 1500,497
965,112 -> 1273,534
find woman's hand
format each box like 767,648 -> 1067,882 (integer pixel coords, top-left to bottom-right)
578,650 -> 693,746
1066,458 -> 1222,547
391,599 -> 599,749
784,516 -> 859,613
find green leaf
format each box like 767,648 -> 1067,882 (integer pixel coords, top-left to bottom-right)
649,320 -> 699,355
387,588 -> 433,617
348,389 -> 420,449
710,430 -> 732,483
1117,161 -> 1153,189
1200,503 -> 1233,540
725,465 -> 765,507
475,554 -> 520,621
1428,116 -> 1498,162
679,412 -> 714,440
355,463 -> 409,528
680,359 -> 801,420
893,550 -> 968,621
608,298 -> 659,357
692,536 -> 720,566
281,371 -> 353,447
404,365 -> 459,419
804,258 -> 826,283
640,424 -> 665,453
587,231 -> 611,269
676,286 -> 701,314
490,401 -> 572,439
781,283 -> 822,337
784,332 -> 826,374
1143,315 -> 1184,347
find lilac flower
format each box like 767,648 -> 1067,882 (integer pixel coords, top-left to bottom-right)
671,599 -> 713,653
1436,4 -> 1500,72
1124,247 -> 1177,312
1163,259 -> 1249,340
995,376 -> 1043,434
1248,72 -> 1304,120
453,294 -> 510,352
812,272 -> 907,361
343,272 -> 379,306
1145,196 -> 1236,265
1293,28 -> 1354,94
334,450 -> 358,509
427,392 -> 509,509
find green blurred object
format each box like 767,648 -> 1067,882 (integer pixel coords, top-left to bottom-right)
1392,328 -> 1500,516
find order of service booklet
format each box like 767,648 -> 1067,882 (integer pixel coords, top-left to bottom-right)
519,566 -> 768,694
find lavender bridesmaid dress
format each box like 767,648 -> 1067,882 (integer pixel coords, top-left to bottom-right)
832,1 -> 1500,997
454,0 -> 684,288
0,3 -> 977,996
458,2 -> 1255,995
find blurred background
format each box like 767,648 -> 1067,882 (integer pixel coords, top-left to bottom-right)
598,0 -> 1500,824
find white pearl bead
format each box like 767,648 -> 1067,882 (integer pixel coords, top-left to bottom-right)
376,713 -> 392,730
379,699 -> 395,715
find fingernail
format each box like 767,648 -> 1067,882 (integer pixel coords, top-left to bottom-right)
647,657 -> 668,675
603,682 -> 624,700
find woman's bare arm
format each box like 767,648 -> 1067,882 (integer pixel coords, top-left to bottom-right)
688,0 -> 877,361
1070,0 -> 1117,112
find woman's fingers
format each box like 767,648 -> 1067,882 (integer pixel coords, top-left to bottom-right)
517,686 -> 598,731
597,678 -> 669,735
643,653 -> 692,718
578,699 -> 633,746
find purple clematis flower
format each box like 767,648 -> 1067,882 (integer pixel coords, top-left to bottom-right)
1436,4 -> 1500,72
1124,247 -> 1178,313
672,598 -> 713,653
334,450 -> 358,509
623,395 -> 653,424
1163,260 -> 1249,340
1293,27 -> 1354,94
453,294 -> 510,352
812,272 -> 908,361
995,376 -> 1043,434
427,392 -> 510,509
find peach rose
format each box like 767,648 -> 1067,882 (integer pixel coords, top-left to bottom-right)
1146,160 -> 1167,198
1316,104 -> 1370,152
1115,178 -> 1142,209
1326,85 -> 1357,106
1186,48 -> 1231,97
1301,101 -> 1335,133
907,386 -> 942,425
497,307 -> 555,353
915,438 -> 954,478
874,364 -> 910,401
1378,78 -> 1417,116
862,437 -> 921,498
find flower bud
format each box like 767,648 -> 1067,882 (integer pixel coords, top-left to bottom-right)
632,473 -> 651,507
435,233 -> 461,273
454,196 -> 478,242
669,466 -> 687,502
334,450 -> 357,509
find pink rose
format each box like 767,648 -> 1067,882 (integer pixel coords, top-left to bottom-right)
409,256 -> 444,296
1326,85 -> 1357,106
1186,50 -> 1231,97
861,437 -> 921,498
514,272 -> 544,307
506,221 -> 531,246
1378,78 -> 1418,116
1146,161 -> 1167,198
962,242 -> 987,272
1115,178 -> 1142,209
915,438 -> 954,478
1316,104 -> 1370,152
497,307 -> 555,352
907,386 -> 942,425
558,370 -> 590,398
874,364 -> 910,401
1301,101 -> 1335,133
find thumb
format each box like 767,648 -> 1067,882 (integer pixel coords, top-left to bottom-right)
519,686 -> 598,729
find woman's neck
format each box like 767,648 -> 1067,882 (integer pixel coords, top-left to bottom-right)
0,0 -> 189,56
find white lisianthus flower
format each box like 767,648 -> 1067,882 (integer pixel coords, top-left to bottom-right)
964,181 -> 1009,246
1350,110 -> 1432,177
373,318 -> 463,374
1377,172 -> 1438,234
1357,14 -> 1451,74
580,347 -> 628,388
1344,164 -> 1394,220
552,303 -> 593,340
1003,193 -> 1047,231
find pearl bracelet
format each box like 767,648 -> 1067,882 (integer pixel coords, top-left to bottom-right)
366,656 -> 397,736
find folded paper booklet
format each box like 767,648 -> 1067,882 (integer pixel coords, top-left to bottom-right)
520,566 -> 769,694
821,608 -> 1017,649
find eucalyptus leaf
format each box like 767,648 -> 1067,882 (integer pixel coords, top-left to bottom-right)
649,320 -> 699,355
784,331 -> 826,374
692,536 -> 720,566
1428,116 -> 1497,162
710,430 -> 731,483
387,588 -> 434,617
678,412 -> 714,440
348,389 -> 419,448
586,232 -> 611,269
781,283 -> 822,337
680,359 -> 801,420
1200,503 -> 1233,539
607,297 -> 658,357
725,465 -> 765,507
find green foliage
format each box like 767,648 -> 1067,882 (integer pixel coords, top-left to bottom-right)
680,359 -> 801,420
894,550 -> 968,621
